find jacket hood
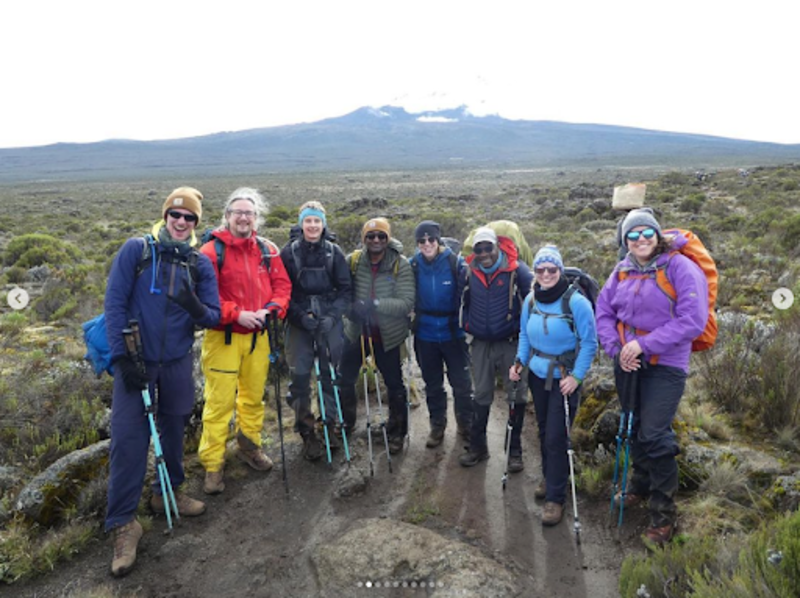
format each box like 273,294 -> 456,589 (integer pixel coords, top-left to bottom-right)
465,235 -> 519,271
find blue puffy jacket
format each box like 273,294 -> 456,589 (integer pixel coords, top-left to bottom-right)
105,229 -> 220,365
410,247 -> 467,342
462,237 -> 534,342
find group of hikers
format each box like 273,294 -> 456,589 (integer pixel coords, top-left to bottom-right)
104,186 -> 711,577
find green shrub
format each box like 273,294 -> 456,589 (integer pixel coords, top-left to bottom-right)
4,234 -> 84,268
781,214 -> 800,251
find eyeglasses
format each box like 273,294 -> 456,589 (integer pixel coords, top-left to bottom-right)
535,266 -> 559,275
626,227 -> 657,242
228,209 -> 256,219
417,237 -> 437,245
167,210 -> 198,223
365,232 -> 388,241
473,244 -> 495,255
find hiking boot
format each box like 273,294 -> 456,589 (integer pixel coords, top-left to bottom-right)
302,431 -> 324,461
237,447 -> 274,471
614,491 -> 645,509
388,435 -> 405,455
456,420 -> 471,440
644,522 -> 675,545
425,426 -> 446,448
111,519 -> 143,578
150,492 -> 206,517
459,448 -> 490,467
534,479 -> 546,500
542,502 -> 564,526
508,454 -> 524,473
203,471 -> 225,495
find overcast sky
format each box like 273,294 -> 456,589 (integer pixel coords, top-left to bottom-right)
1,1 -> 796,149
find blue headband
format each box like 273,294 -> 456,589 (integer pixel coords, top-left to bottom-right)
298,208 -> 327,227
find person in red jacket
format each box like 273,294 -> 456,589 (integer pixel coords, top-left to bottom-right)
198,188 -> 291,495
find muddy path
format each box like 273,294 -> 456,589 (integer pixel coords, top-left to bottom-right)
15,389 -> 644,598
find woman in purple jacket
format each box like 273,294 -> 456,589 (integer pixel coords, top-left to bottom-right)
596,209 -> 708,544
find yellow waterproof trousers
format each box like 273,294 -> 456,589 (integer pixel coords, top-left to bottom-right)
198,328 -> 270,472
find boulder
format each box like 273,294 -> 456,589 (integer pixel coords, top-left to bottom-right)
312,518 -> 519,597
15,440 -> 110,525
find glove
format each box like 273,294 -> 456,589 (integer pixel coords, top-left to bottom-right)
300,313 -> 319,331
318,316 -> 336,335
351,299 -> 373,323
169,278 -> 206,320
114,356 -> 149,393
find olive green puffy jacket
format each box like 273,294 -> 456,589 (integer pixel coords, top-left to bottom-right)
344,239 -> 415,351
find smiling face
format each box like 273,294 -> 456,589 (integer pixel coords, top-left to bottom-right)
164,208 -> 198,242
626,225 -> 659,265
302,215 -> 324,243
225,198 -> 257,239
364,230 -> 389,259
534,261 -> 562,290
417,235 -> 439,261
473,241 -> 498,268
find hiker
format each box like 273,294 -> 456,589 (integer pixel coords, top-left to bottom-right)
104,187 -> 220,577
460,226 -> 533,468
596,208 -> 708,544
198,188 -> 292,494
409,220 -> 473,447
509,245 -> 597,526
339,217 -> 415,454
279,201 -> 352,460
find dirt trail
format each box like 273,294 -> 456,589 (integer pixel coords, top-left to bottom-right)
15,394 -> 637,598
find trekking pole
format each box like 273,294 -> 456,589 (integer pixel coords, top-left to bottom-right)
323,337 -> 351,464
616,370 -> 637,529
124,321 -> 179,532
311,335 -> 333,466
560,366 -> 581,544
365,326 -> 393,473
267,312 -> 289,494
360,333 -> 375,477
502,395 -> 516,491
609,368 -> 627,525
403,335 -> 414,448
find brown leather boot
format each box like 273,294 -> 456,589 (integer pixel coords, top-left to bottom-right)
236,433 -> 273,472
111,519 -> 143,578
542,502 -> 564,526
150,492 -> 206,517
203,471 -> 225,495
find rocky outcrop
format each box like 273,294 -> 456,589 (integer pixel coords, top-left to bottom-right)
312,518 -> 519,597
15,439 -> 109,525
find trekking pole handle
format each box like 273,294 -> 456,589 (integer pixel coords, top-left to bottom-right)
129,319 -> 144,357
122,328 -> 137,358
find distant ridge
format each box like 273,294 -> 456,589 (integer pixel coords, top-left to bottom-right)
1,105 -> 799,181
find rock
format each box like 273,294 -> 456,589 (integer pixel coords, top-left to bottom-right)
25,265 -> 51,282
335,466 -> 368,498
591,410 -> 620,449
772,472 -> 800,511
15,440 -> 110,525
312,518 -> 519,597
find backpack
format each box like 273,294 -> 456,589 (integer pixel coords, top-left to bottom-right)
82,235 -> 199,376
528,267 -> 599,334
290,238 -> 335,282
463,221 -> 534,266
618,228 -> 718,351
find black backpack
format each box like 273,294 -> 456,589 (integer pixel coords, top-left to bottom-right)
200,228 -> 274,273
528,266 -> 599,333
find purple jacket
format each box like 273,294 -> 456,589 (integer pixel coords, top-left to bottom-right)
596,238 -> 708,373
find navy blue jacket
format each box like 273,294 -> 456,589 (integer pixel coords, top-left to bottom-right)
410,247 -> 467,342
105,232 -> 220,364
462,237 -> 533,342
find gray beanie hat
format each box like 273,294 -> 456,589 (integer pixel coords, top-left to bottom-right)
621,208 -> 662,241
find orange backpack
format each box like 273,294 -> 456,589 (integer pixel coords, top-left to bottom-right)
618,229 -> 718,351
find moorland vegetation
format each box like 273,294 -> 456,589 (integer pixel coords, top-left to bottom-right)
1,164 -> 800,595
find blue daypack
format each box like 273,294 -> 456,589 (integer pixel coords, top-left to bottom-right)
83,313 -> 113,376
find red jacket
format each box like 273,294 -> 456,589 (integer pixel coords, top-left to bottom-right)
201,228 -> 292,335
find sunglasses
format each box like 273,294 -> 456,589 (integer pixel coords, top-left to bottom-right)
534,266 -> 559,275
417,237 -> 437,245
626,227 -> 657,242
365,232 -> 388,241
473,244 -> 495,255
167,210 -> 198,223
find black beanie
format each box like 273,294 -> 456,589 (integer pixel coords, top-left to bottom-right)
415,220 -> 441,241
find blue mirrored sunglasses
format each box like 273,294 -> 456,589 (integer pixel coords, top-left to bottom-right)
626,227 -> 657,242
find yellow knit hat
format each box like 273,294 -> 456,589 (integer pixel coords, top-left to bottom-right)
162,187 -> 203,222
362,217 -> 391,240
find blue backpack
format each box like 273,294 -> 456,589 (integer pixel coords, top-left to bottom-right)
83,313 -> 113,376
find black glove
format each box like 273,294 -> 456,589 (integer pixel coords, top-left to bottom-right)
114,356 -> 149,393
169,278 -> 206,320
318,316 -> 336,335
300,313 -> 319,331
351,299 -> 373,323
